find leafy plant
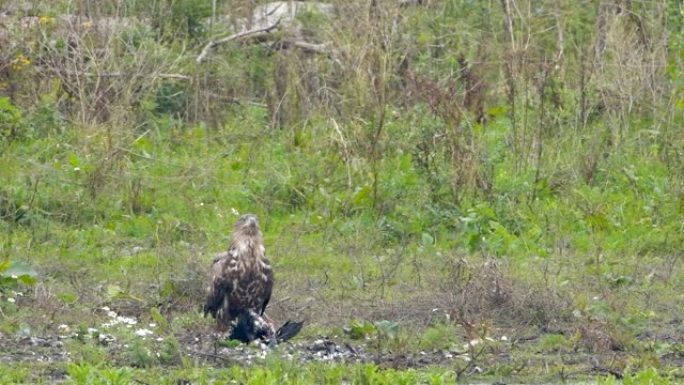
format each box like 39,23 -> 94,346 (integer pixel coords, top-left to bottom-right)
0,260 -> 38,290
66,363 -> 96,385
128,340 -> 155,368
345,320 -> 376,340
169,0 -> 212,40
0,97 -> 25,142
420,323 -> 458,351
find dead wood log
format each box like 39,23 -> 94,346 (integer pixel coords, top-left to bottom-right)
196,20 -> 281,63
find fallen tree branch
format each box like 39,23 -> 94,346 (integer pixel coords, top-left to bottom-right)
280,39 -> 330,54
69,71 -> 192,81
279,39 -> 340,65
196,20 -> 281,63
38,67 -> 191,81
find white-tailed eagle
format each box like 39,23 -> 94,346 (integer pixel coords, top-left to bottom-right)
203,214 -> 303,343
204,214 -> 274,332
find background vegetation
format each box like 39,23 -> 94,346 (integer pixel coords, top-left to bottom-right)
0,0 -> 682,383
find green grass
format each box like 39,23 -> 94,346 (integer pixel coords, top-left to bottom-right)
1,111 -> 681,383
0,360 -> 678,385
0,361 -> 459,385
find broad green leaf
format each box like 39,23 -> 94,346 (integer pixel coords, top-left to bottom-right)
106,284 -> 124,299
16,275 -> 37,285
58,292 -> 78,304
352,185 -> 372,206
421,232 -> 434,246
374,320 -> 399,338
1,261 -> 38,279
0,260 -> 11,273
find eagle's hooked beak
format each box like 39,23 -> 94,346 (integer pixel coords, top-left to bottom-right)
244,215 -> 257,228
236,214 -> 259,233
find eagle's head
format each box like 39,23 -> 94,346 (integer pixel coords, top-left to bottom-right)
234,214 -> 261,237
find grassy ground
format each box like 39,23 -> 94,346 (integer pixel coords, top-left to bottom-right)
1,113 -> 682,384
1,0 -> 684,384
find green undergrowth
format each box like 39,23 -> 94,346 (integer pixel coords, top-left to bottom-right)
1,361 -> 459,385
1,109 -> 682,381
2,110 -> 682,313
0,361 -> 677,385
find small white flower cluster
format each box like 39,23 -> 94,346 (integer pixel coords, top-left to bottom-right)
3,290 -> 23,303
135,328 -> 153,337
101,306 -> 138,328
137,324 -> 160,340
100,307 -> 161,339
56,324 -> 116,343
98,332 -> 117,344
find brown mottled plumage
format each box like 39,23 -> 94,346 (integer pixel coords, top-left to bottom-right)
204,214 -> 274,333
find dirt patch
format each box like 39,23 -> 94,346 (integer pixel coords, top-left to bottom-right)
2,321 -> 683,383
182,335 -> 460,369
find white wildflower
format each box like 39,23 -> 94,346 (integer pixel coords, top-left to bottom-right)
117,316 -> 137,325
135,328 -> 153,337
7,297 -> 15,303
466,339 -> 482,348
98,333 -> 116,343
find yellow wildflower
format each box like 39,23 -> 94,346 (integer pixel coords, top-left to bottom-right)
38,16 -> 55,26
10,54 -> 31,71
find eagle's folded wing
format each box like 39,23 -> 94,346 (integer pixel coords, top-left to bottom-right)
203,255 -> 231,320
260,257 -> 274,315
